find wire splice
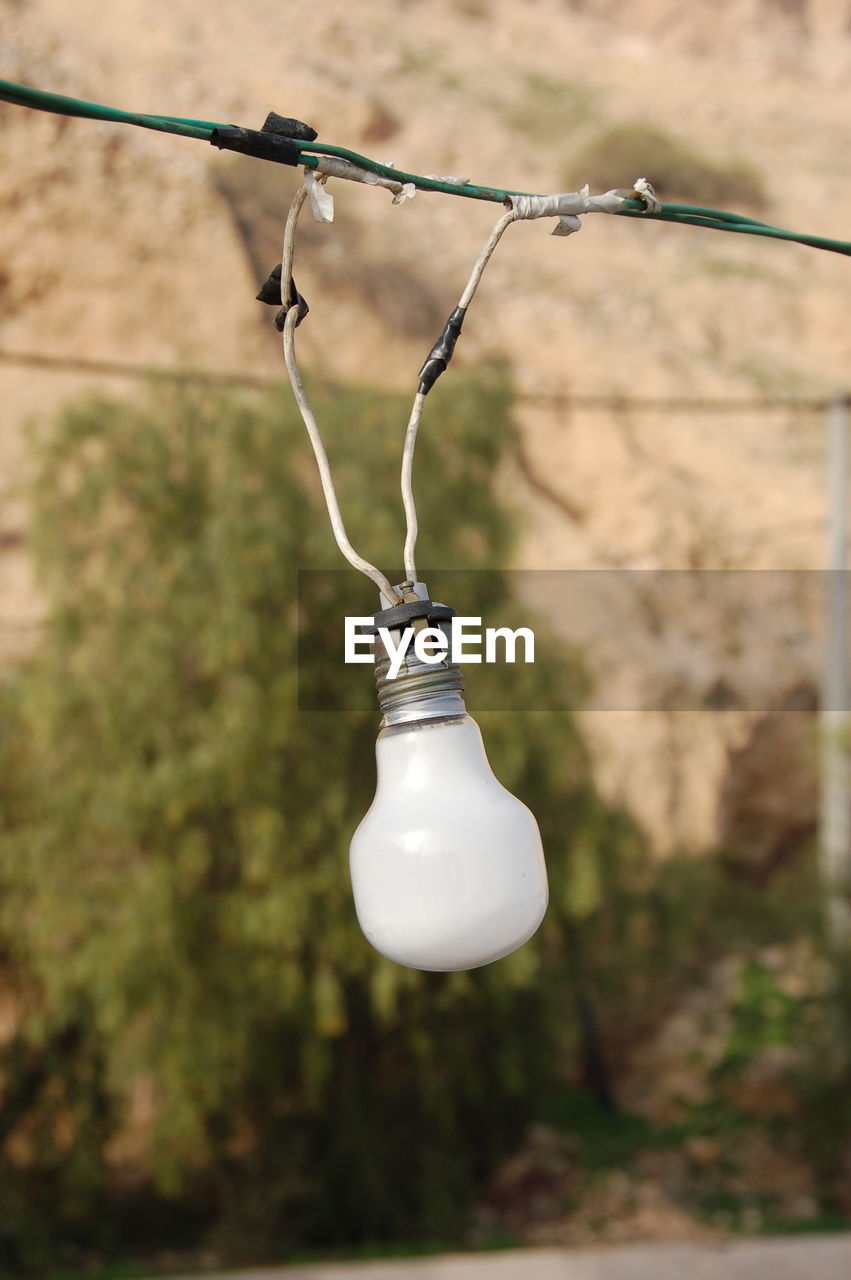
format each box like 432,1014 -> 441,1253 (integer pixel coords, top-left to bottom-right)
510,187 -> 626,219
210,125 -> 302,166
210,107 -> 319,165
256,264 -> 309,330
510,180 -> 661,235
261,111 -> 318,142
280,273 -> 309,331
314,155 -> 416,204
418,307 -> 466,396
256,264 -> 285,305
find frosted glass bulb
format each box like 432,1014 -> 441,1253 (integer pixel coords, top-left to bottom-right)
350,713 -> 548,972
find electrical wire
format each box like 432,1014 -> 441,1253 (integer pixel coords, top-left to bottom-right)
284,197 -> 518,588
616,206 -> 851,256
401,208 -> 518,580
280,184 -> 308,306
4,78 -> 851,597
458,207 -> 518,308
279,186 -> 402,604
4,78 -> 851,258
401,392 -> 425,580
0,78 -> 226,140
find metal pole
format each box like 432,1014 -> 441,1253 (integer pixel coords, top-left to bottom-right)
820,395 -> 851,950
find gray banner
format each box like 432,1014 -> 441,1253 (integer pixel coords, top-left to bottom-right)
297,569 -> 843,712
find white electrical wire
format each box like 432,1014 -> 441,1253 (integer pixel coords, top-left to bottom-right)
281,183 -> 307,303
458,205 -> 517,309
400,206 -> 517,581
281,186 -> 518,593
281,184 -> 402,604
401,391 -> 425,580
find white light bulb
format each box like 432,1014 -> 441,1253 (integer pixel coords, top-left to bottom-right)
349,583 -> 548,972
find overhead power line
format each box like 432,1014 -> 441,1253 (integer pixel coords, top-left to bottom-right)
518,391 -> 828,414
3,78 -> 851,258
0,348 -> 275,391
0,348 -> 832,413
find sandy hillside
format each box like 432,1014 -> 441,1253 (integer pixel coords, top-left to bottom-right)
3,0 -> 851,850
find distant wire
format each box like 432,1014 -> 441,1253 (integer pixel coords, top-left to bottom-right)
279,188 -> 402,603
4,78 -> 851,258
519,391 -> 829,414
0,348 -> 274,389
0,349 -> 834,412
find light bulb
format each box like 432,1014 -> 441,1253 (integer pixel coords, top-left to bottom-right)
349,582 -> 548,972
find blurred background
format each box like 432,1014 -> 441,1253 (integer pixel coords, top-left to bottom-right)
1,0 -> 851,1274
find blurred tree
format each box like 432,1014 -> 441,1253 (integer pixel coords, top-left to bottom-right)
0,366 -> 642,1269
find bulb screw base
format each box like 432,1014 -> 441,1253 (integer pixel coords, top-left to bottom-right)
370,580 -> 466,727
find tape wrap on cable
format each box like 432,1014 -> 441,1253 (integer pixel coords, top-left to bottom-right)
314,156 -> 416,205
510,180 -> 661,235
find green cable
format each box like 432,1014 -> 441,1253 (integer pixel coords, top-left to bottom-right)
294,140 -> 522,202
0,79 -> 229,139
656,204 -> 772,227
618,206 -> 851,258
3,77 -> 851,258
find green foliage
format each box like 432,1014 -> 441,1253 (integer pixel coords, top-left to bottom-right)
538,848 -> 851,1239
568,123 -> 768,211
0,368 -> 644,1271
717,961 -> 814,1078
2,366 -> 848,1270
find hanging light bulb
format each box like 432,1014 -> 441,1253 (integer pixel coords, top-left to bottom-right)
349,582 -> 548,972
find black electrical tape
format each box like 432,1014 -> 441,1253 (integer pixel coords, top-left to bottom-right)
256,264 -> 309,329
281,273 -> 309,329
210,126 -> 301,167
256,264 -> 283,304
417,306 -> 467,395
366,599 -> 456,635
262,111 -> 318,142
